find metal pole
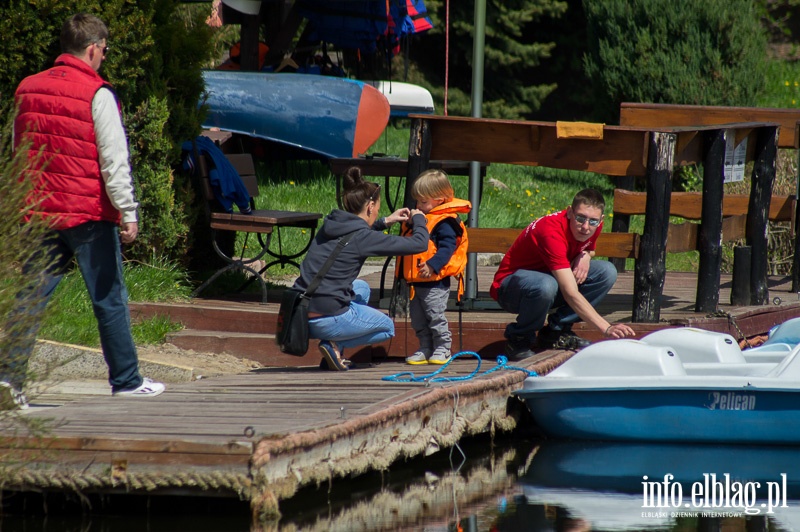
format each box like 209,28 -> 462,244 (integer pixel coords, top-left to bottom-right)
465,0 -> 486,304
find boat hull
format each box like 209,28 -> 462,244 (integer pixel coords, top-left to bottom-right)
519,384 -> 800,443
365,81 -> 434,118
202,71 -> 390,159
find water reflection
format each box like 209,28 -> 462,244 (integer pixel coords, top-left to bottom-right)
516,440 -> 800,531
4,438 -> 800,531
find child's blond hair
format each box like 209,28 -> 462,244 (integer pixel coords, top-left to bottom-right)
411,169 -> 454,202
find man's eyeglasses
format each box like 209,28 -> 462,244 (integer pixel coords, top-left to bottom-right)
88,41 -> 108,55
573,213 -> 602,227
369,184 -> 382,202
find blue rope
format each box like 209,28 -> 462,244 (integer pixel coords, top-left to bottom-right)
381,351 -> 538,383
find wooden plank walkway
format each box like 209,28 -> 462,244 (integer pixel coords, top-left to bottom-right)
4,267 -> 800,523
0,347 -> 571,520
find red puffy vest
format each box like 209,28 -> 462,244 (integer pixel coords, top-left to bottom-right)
15,54 -> 121,230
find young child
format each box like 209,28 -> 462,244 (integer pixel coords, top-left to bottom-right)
397,170 -> 471,365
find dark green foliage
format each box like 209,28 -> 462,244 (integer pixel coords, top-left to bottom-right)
583,0 -> 769,123
526,0 -> 596,121
412,0 -> 568,119
0,0 -> 215,265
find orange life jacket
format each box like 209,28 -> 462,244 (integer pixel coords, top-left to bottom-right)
396,198 -> 471,301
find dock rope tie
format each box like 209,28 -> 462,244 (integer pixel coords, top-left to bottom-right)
381,351 -> 538,383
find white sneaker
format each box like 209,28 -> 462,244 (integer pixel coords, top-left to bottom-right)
0,381 -> 29,410
113,377 -> 165,397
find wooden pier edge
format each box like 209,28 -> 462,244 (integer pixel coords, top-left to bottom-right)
0,350 -> 572,520
247,350 -> 572,517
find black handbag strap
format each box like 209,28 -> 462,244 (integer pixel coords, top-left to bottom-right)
304,232 -> 356,297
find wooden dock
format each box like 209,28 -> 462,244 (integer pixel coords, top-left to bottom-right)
2,267 -> 799,524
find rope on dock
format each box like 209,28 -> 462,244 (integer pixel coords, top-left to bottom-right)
2,469 -> 253,498
380,352 -> 538,383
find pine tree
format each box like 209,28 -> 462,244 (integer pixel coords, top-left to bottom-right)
414,0 -> 568,119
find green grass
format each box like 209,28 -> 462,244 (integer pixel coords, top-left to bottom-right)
39,257 -> 190,347
757,58 -> 800,108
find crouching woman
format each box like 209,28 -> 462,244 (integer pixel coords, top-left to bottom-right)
292,167 -> 428,370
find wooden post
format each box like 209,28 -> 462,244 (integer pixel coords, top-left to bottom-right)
748,126 -> 779,305
731,245 -> 751,306
794,148 -> 800,292
405,118 -> 432,209
610,175 -> 635,273
695,129 -> 727,313
633,131 -> 676,323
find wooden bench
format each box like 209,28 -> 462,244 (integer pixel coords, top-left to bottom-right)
192,151 -> 322,303
467,191 -> 796,257
468,226 -> 639,258
613,189 -> 795,252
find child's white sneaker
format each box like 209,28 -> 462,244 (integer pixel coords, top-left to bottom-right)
405,351 -> 430,365
429,351 -> 452,365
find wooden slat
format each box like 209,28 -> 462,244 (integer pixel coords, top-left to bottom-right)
595,232 -> 639,259
225,153 -> 256,176
664,215 -> 747,254
620,102 -> 800,149
422,115 -> 651,177
466,227 -> 638,259
466,228 -> 521,254
614,189 -> 796,222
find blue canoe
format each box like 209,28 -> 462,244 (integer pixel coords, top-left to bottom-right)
514,319 -> 800,444
201,70 -> 390,159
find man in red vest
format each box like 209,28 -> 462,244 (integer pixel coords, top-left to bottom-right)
1,13 -> 164,409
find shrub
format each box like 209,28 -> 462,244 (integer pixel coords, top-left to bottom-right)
583,0 -> 769,123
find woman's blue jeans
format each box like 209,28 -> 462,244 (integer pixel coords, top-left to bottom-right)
496,260 -> 618,341
0,221 -> 143,392
308,279 -> 394,354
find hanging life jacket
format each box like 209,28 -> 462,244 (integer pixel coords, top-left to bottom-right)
396,198 -> 471,301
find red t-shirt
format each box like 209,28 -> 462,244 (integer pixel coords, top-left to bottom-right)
489,209 -> 602,300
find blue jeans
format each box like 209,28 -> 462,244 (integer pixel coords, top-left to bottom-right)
496,260 -> 617,341
308,279 -> 394,355
0,221 -> 143,392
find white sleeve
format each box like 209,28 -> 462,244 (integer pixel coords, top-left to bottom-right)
92,87 -> 139,223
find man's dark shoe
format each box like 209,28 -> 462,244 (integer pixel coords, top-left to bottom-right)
504,335 -> 535,360
536,326 -> 591,351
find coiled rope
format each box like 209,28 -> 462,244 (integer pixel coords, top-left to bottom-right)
381,351 -> 538,383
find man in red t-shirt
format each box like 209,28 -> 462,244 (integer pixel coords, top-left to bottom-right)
491,189 -> 635,359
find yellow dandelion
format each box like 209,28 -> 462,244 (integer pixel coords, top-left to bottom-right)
525,189 -> 532,197
289,180 -> 296,185
517,203 -> 521,208
786,81 -> 791,86
301,230 -> 307,234
795,81 -> 799,87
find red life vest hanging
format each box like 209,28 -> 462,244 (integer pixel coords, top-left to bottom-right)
401,0 -> 433,34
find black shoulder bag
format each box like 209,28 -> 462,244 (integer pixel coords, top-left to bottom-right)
276,233 -> 355,356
